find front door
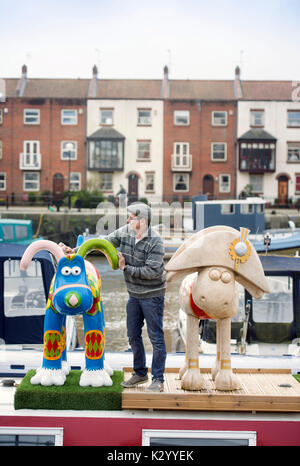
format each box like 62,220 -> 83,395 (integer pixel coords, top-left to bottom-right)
53,173 -> 64,201
203,175 -> 214,199
128,174 -> 139,203
278,176 -> 288,205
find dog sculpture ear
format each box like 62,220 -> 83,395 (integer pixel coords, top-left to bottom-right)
20,240 -> 65,271
77,238 -> 119,270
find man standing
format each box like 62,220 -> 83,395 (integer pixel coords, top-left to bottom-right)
109,203 -> 167,392
60,202 -> 167,392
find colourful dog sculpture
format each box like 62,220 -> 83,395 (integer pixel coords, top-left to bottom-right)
20,238 -> 119,387
165,226 -> 270,391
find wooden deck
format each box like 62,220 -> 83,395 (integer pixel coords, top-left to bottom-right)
122,368 -> 300,412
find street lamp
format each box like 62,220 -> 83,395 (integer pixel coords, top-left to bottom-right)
65,142 -> 74,210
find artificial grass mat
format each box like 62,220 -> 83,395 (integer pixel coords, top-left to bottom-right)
14,370 -> 124,411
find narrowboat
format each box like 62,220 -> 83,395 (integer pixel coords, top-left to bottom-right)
0,244 -> 299,446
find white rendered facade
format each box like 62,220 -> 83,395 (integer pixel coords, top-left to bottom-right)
87,99 -> 164,203
237,101 -> 300,204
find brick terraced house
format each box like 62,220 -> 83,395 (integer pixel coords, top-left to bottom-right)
162,66 -> 237,203
0,65 -> 89,204
1,65 -> 299,207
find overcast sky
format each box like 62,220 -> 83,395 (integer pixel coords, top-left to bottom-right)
1,0 -> 299,81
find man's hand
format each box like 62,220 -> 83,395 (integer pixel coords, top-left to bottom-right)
117,251 -> 126,271
59,242 -> 75,255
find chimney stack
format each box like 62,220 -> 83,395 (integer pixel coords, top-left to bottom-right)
162,65 -> 169,99
22,64 -> 27,78
234,66 -> 243,99
88,64 -> 98,98
92,64 -> 98,78
15,64 -> 28,97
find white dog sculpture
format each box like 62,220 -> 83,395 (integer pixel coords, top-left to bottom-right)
165,226 -> 270,391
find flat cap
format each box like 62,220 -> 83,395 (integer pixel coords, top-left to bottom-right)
127,202 -> 152,221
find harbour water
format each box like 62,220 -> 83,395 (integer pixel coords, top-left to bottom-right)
76,256 -> 182,352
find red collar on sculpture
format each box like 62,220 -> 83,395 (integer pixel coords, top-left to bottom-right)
189,284 -> 212,320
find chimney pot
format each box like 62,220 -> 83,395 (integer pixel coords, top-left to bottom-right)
235,65 -> 240,77
22,64 -> 27,76
92,65 -> 98,77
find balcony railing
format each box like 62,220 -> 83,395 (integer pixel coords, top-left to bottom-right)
20,153 -> 42,170
171,153 -> 192,172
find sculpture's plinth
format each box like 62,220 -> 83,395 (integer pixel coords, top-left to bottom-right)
14,370 -> 123,410
122,368 -> 300,412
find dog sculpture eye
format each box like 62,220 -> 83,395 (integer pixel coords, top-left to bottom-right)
221,271 -> 232,283
61,266 -> 72,276
71,266 -> 81,276
209,269 -> 221,281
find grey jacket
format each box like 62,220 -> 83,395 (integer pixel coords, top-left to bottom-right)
106,224 -> 166,298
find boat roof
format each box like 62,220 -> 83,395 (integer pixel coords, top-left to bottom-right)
260,255 -> 300,275
0,219 -> 32,225
0,243 -> 50,260
195,197 -> 266,205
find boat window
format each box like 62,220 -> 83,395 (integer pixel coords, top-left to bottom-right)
4,259 -> 47,317
252,276 -> 293,323
0,427 -> 63,446
221,204 -> 235,214
256,204 -> 265,214
15,225 -> 28,240
142,429 -> 256,446
240,204 -> 253,214
1,225 -> 14,240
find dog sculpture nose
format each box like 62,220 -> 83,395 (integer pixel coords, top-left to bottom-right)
65,291 -> 82,308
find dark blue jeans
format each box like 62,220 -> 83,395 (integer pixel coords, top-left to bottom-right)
126,295 -> 167,382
